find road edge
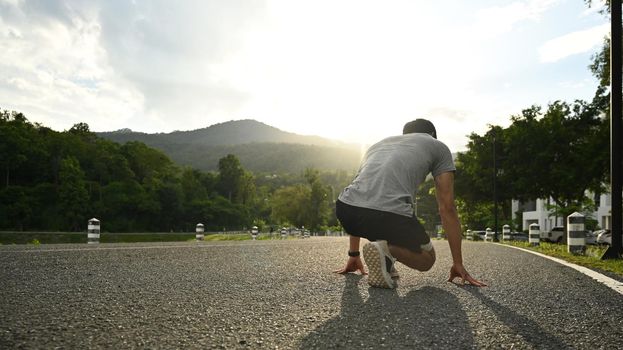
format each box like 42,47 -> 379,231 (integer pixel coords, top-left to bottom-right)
495,243 -> 623,295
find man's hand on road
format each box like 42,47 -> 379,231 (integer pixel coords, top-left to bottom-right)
334,257 -> 367,275
448,263 -> 487,287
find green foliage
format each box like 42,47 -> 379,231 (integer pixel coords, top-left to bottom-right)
271,184 -> 311,227
584,1 -> 612,110
414,179 -> 440,234
0,186 -> 33,230
456,100 -> 608,229
304,168 -> 331,231
268,168 -> 333,231
0,110 -> 261,232
58,156 -> 89,231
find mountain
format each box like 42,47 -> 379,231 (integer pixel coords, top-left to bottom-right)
99,119 -> 345,147
97,120 -> 362,173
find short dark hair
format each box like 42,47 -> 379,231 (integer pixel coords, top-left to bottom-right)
403,119 -> 437,139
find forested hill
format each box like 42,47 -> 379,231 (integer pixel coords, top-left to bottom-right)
0,110 -> 360,232
97,120 -> 362,172
99,119 -> 342,147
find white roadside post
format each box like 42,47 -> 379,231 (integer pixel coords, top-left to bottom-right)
529,223 -> 540,246
251,226 -> 259,240
466,229 -> 473,241
281,227 -> 287,240
196,223 -> 205,241
502,224 -> 511,241
87,218 -> 100,244
567,212 -> 586,255
485,227 -> 493,242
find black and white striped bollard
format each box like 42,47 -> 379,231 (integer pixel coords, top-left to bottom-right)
529,223 -> 540,246
251,226 -> 259,240
196,223 -> 205,241
485,228 -> 493,242
567,212 -> 586,255
502,224 -> 511,241
466,229 -> 473,241
87,218 -> 100,244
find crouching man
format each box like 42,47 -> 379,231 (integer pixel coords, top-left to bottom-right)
334,119 -> 486,288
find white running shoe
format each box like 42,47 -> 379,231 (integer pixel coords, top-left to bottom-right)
362,241 -> 397,289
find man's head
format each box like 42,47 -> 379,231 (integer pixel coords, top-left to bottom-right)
403,119 -> 437,139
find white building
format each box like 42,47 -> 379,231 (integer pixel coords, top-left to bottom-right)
512,192 -> 611,232
596,193 -> 612,230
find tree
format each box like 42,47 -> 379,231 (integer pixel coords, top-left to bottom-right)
583,0 -> 615,111
0,110 -> 42,187
0,186 -> 33,230
271,184 -> 311,228
269,169 -> 332,230
181,168 -> 209,203
304,168 -> 331,231
206,195 -> 250,230
456,101 -> 608,230
503,101 -> 607,213
414,179 -> 441,234
455,125 -> 513,230
217,154 -> 245,202
58,156 -> 89,231
121,141 -> 175,183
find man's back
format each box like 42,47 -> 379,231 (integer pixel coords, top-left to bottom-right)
338,133 -> 455,217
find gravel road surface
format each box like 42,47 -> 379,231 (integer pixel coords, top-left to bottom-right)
1,237 -> 622,349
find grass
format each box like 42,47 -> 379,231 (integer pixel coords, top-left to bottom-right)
0,232 -> 85,245
501,241 -> 623,278
202,233 -> 296,241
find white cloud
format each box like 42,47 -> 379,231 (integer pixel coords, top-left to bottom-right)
539,23 -> 609,63
471,0 -> 562,38
0,1 -> 144,131
0,0 -> 608,151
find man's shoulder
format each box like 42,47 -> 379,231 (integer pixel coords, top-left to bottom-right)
371,134 -> 451,154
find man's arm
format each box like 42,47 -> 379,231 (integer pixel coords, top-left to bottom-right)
334,235 -> 367,275
434,171 -> 486,286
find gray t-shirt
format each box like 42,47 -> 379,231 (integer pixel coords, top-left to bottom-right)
338,133 -> 455,217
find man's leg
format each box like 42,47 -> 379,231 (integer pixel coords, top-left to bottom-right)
388,244 -> 436,272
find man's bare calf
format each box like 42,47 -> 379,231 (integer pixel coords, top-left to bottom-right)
389,245 -> 436,272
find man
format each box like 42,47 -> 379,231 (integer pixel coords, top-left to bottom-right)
334,119 -> 486,288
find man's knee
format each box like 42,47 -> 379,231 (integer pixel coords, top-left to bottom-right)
392,246 -> 436,271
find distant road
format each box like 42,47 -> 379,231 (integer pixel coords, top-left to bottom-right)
1,238 -> 622,349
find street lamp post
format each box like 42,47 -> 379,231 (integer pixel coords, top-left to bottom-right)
603,0 -> 623,259
493,128 -> 499,242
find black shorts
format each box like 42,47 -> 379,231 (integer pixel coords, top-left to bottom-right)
336,200 -> 431,253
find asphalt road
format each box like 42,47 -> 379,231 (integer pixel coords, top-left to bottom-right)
1,237 -> 622,349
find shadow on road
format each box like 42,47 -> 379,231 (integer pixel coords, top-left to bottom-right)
299,274 -> 475,349
461,287 -> 569,349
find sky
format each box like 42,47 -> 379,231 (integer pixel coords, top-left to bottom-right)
0,0 -> 611,152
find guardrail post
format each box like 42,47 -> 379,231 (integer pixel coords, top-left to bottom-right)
529,223 -> 540,246
466,229 -> 473,241
502,224 -> 511,241
251,226 -> 259,240
87,218 -> 100,244
567,212 -> 586,255
196,223 -> 205,241
281,227 -> 287,239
